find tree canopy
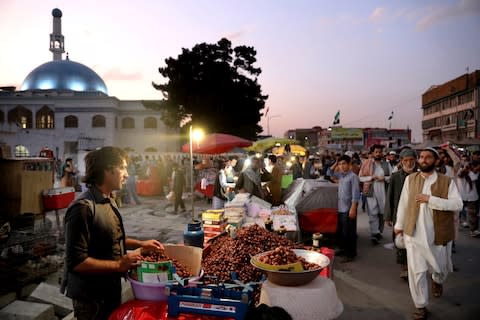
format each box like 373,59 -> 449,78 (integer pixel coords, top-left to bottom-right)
148,38 -> 268,140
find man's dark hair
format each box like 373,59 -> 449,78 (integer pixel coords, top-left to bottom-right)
245,303 -> 293,320
228,155 -> 238,161
82,147 -> 127,186
339,155 -> 351,164
370,144 -> 384,153
65,158 -> 72,162
268,154 -> 277,164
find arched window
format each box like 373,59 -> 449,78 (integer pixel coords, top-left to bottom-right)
122,117 -> 135,129
144,117 -> 157,129
36,106 -> 55,129
64,115 -> 78,128
8,106 -> 33,129
0,110 -> 4,123
92,115 -> 106,128
115,116 -> 118,129
15,145 -> 29,157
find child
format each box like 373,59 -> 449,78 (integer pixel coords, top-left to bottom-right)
328,154 -> 361,262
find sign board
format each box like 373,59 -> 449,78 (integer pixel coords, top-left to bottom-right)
331,128 -> 363,140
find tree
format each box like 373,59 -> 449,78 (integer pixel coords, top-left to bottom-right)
148,38 -> 268,140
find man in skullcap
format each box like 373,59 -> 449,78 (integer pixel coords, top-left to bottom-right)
385,148 -> 418,280
394,147 -> 462,319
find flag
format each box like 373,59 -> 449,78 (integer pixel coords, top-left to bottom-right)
388,111 -> 394,120
265,106 -> 269,117
333,110 -> 340,125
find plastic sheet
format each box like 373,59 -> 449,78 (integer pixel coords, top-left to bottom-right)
109,300 -> 234,320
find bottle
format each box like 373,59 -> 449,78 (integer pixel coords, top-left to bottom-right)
312,233 -> 323,250
265,217 -> 273,231
277,225 -> 287,236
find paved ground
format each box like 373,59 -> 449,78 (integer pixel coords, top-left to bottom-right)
43,193 -> 480,319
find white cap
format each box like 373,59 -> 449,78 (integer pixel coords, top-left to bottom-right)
395,234 -> 405,249
389,151 -> 397,155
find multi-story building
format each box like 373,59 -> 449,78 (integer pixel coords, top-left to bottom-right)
422,70 -> 479,142
285,127 -> 321,148
285,126 -> 411,151
363,128 -> 411,149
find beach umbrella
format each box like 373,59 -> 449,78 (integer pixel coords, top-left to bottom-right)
181,133 -> 252,154
245,137 -> 298,152
272,144 -> 306,156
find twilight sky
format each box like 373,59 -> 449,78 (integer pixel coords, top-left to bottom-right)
1,0 -> 479,142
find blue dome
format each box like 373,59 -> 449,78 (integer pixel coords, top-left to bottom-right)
21,60 -> 108,94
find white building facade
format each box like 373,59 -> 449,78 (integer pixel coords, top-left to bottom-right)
0,8 -> 178,167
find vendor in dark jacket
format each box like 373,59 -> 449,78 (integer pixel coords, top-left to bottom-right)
63,147 -> 163,320
384,148 -> 417,280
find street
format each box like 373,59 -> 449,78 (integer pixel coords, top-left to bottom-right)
43,194 -> 480,319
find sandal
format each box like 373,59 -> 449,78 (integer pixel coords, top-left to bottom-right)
432,281 -> 443,298
412,307 -> 428,320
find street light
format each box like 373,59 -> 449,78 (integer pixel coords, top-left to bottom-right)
189,125 -> 203,220
267,114 -> 281,136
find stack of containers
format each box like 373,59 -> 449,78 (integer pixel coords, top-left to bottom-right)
201,209 -> 226,244
224,193 -> 249,228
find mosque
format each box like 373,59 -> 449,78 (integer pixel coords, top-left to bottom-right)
0,8 -> 177,168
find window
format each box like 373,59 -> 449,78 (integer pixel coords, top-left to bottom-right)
145,147 -> 158,152
15,145 -> 29,157
92,115 -> 106,128
0,110 -> 4,123
8,106 -> 32,129
122,117 -> 135,129
36,106 -> 55,129
64,115 -> 78,128
115,116 -> 118,129
144,117 -> 157,129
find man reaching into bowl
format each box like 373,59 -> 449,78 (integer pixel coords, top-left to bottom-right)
61,147 -> 163,320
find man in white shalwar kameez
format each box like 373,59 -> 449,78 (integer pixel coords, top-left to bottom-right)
394,148 -> 463,320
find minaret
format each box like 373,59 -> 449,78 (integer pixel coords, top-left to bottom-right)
49,8 -> 65,61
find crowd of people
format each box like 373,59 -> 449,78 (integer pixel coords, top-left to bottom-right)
59,145 -> 479,319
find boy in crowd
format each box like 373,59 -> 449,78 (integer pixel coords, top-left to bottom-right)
328,154 -> 361,262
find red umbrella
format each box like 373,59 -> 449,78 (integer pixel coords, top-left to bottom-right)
181,133 -> 252,154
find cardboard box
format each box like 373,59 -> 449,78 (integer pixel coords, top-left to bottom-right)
202,211 -> 224,221
163,244 -> 202,277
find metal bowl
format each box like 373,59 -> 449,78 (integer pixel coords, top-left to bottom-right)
251,249 -> 330,286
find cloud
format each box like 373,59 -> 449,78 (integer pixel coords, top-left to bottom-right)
102,68 -> 143,81
223,25 -> 255,41
224,30 -> 247,40
416,0 -> 480,30
369,7 -> 385,23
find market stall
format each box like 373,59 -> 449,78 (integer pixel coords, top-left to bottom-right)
0,158 -> 73,294
283,179 -> 338,234
112,192 -> 342,320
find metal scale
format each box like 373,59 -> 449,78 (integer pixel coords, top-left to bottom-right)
165,273 -> 260,320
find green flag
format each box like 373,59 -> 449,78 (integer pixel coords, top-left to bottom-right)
333,110 -> 340,125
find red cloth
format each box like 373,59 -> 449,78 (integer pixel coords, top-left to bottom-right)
136,180 -> 162,196
110,300 -> 233,320
298,208 -> 338,233
195,182 -> 214,199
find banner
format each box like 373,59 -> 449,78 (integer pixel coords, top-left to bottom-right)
331,128 -> 363,140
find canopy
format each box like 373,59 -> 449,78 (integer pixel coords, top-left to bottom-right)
181,133 -> 252,154
272,144 -> 306,156
245,137 -> 298,152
